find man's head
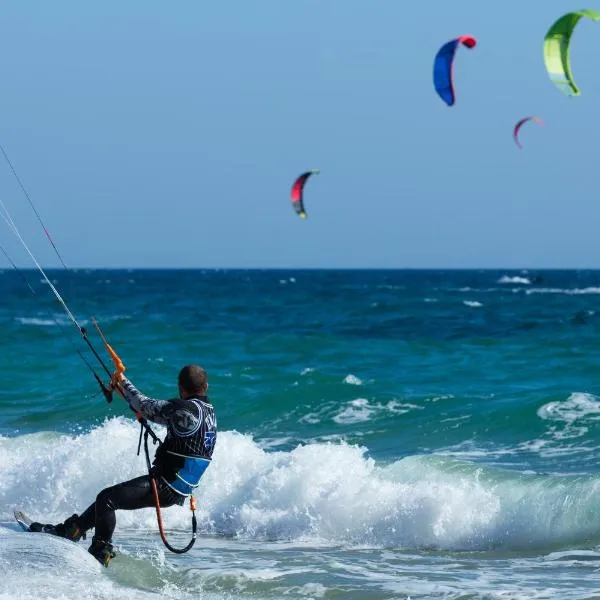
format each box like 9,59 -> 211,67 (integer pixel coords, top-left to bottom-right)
178,364 -> 208,399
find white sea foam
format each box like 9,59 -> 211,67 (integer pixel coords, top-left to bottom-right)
526,287 -> 600,295
333,399 -> 419,425
3,419 -> 600,553
437,438 -> 591,464
463,300 -> 483,308
301,398 -> 419,426
498,276 -> 531,285
537,393 -> 600,440
439,392 -> 600,465
15,315 -> 91,327
15,314 -> 128,327
456,287 -> 504,294
0,527 -> 227,599
333,398 -> 373,424
343,374 -> 363,386
15,317 -> 59,326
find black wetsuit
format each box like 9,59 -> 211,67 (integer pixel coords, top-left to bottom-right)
77,377 -> 217,542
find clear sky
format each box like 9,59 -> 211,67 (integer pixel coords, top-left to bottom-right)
0,1 -> 597,269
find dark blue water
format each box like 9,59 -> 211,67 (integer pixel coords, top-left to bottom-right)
3,269 -> 600,599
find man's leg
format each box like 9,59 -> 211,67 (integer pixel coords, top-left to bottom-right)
88,474 -> 186,566
31,474 -> 183,566
33,475 -> 156,566
89,474 -> 156,540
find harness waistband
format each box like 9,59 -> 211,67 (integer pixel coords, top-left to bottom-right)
166,450 -> 211,461
161,476 -> 200,497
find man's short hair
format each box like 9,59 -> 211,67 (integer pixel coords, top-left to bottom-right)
178,364 -> 208,395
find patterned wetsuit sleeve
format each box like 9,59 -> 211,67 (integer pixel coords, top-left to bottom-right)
120,377 -> 171,425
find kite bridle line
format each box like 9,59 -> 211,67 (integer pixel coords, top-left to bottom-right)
0,200 -> 116,402
1,243 -> 114,405
1,243 -> 112,398
0,142 -> 68,269
0,141 -> 120,401
0,172 -> 144,408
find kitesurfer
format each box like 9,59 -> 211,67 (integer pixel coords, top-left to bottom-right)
28,364 -> 217,567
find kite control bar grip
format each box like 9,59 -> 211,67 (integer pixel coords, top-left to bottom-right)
92,318 -> 126,376
107,343 -> 126,397
106,343 -> 126,375
90,318 -> 127,401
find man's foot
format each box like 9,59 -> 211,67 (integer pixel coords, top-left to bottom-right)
29,514 -> 84,542
29,522 -> 57,534
88,536 -> 116,567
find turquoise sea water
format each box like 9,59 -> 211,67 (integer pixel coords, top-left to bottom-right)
3,269 -> 600,599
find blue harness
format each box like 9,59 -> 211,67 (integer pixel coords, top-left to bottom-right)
164,453 -> 211,496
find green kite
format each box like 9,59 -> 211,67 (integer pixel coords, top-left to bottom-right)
544,9 -> 600,96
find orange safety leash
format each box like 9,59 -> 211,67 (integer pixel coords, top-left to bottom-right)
150,478 -> 197,554
145,429 -> 198,554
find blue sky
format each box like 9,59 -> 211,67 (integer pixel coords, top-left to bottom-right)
0,1 -> 597,268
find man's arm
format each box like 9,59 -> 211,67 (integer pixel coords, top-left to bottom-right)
120,377 -> 172,425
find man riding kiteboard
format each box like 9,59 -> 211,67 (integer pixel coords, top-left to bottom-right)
26,364 -> 217,566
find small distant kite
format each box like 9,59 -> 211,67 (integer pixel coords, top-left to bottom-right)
544,10 -> 600,96
433,35 -> 477,106
290,170 -> 320,219
513,116 -> 544,149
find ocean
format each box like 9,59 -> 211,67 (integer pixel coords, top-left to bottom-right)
2,268 -> 600,599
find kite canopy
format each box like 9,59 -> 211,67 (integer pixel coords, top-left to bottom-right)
290,170 -> 320,219
544,10 -> 600,96
433,35 -> 477,106
513,116 -> 544,149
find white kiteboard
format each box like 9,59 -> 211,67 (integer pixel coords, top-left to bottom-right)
14,510 -> 33,532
